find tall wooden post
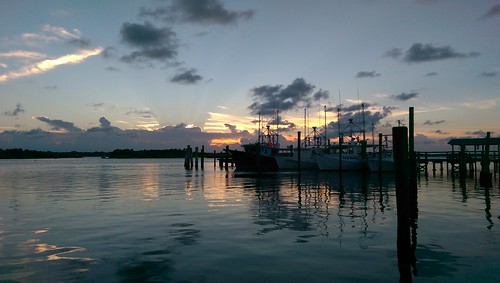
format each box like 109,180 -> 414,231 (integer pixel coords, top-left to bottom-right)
201,145 -> 205,170
297,131 -> 301,172
194,146 -> 199,169
393,126 -> 412,282
480,132 -> 492,188
184,145 -> 193,169
378,133 -> 383,172
225,145 -> 229,170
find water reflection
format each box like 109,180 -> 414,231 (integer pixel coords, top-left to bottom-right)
233,171 -> 396,247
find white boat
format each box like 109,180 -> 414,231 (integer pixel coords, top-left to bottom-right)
316,141 -> 368,171
366,151 -> 395,172
275,147 -> 320,171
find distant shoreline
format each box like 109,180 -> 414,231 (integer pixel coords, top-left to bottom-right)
0,148 -> 223,159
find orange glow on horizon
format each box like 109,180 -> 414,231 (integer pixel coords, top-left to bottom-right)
210,138 -> 241,146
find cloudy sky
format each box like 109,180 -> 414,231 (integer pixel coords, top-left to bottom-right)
1,0 -> 499,152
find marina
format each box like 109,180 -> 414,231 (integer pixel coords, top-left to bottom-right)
0,157 -> 498,282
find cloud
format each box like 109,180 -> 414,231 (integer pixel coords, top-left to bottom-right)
355,71 -> 381,79
139,0 -> 254,25
247,78 -> 316,115
313,89 -> 329,101
0,50 -> 47,59
465,130 -> 493,137
391,92 -> 419,101
35,116 -> 82,132
0,48 -> 103,83
481,4 -> 500,19
66,37 -> 92,48
425,72 -> 438,77
120,22 -> 179,64
433,130 -> 449,135
423,120 -> 445,125
99,116 -> 111,127
4,103 -> 25,117
170,68 -> 203,84
385,43 -> 480,63
480,71 -> 498,77
43,85 -> 59,90
42,24 -> 81,39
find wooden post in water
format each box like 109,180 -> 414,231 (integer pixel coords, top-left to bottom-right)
378,133 -> 383,172
225,145 -> 229,170
194,146 -> 199,169
213,150 -> 217,168
480,132 -> 492,188
393,126 -> 412,282
459,144 -> 467,179
201,145 -> 205,170
297,131 -> 301,173
339,133 -> 343,172
184,145 -> 193,169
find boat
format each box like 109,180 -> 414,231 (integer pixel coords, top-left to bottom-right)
229,124 -> 291,172
366,134 -> 394,172
316,115 -> 369,171
316,140 -> 368,171
274,126 -> 325,171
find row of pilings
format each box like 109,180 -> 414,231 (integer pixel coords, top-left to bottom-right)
184,145 -> 233,170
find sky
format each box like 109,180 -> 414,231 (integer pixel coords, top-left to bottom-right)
1,0 -> 499,152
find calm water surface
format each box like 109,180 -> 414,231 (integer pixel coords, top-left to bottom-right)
0,158 -> 499,282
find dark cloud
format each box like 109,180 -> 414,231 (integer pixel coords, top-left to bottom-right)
424,120 -> 446,125
43,85 -> 59,90
120,22 -> 178,64
224,123 -> 238,134
126,109 -> 156,118
313,89 -> 329,101
99,116 -> 111,127
465,130 -> 492,137
480,71 -> 498,77
383,48 -> 402,59
139,0 -> 254,25
4,103 -> 25,117
35,116 -> 82,132
170,68 -> 203,84
433,130 -> 449,135
341,102 -> 373,113
481,4 -> 500,19
391,92 -> 419,101
248,78 -> 316,115
425,72 -> 438,77
101,47 -> 118,59
327,105 -> 395,138
355,71 -> 381,79
66,37 -> 92,48
105,66 -> 120,72
386,43 -> 480,63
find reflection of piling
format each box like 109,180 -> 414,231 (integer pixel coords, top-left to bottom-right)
339,133 -> 343,172
393,126 -> 412,282
184,145 -> 193,169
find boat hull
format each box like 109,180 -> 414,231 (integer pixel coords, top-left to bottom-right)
316,154 -> 367,171
229,149 -> 279,171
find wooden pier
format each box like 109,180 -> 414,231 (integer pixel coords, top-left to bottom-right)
415,135 -> 500,180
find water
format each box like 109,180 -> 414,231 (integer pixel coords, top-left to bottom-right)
0,158 -> 498,282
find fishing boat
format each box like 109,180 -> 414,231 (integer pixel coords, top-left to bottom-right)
229,121 -> 291,171
316,115 -> 369,171
274,126 -> 325,171
366,134 -> 394,172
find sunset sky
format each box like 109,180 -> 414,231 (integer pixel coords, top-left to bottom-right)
1,0 -> 499,152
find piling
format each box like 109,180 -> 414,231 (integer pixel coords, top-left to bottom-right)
194,147 -> 199,169
225,145 -> 229,170
480,132 -> 492,188
201,145 -> 205,170
297,131 -> 301,172
378,133 -> 383,172
339,133 -> 343,172
184,145 -> 193,169
393,126 -> 412,282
